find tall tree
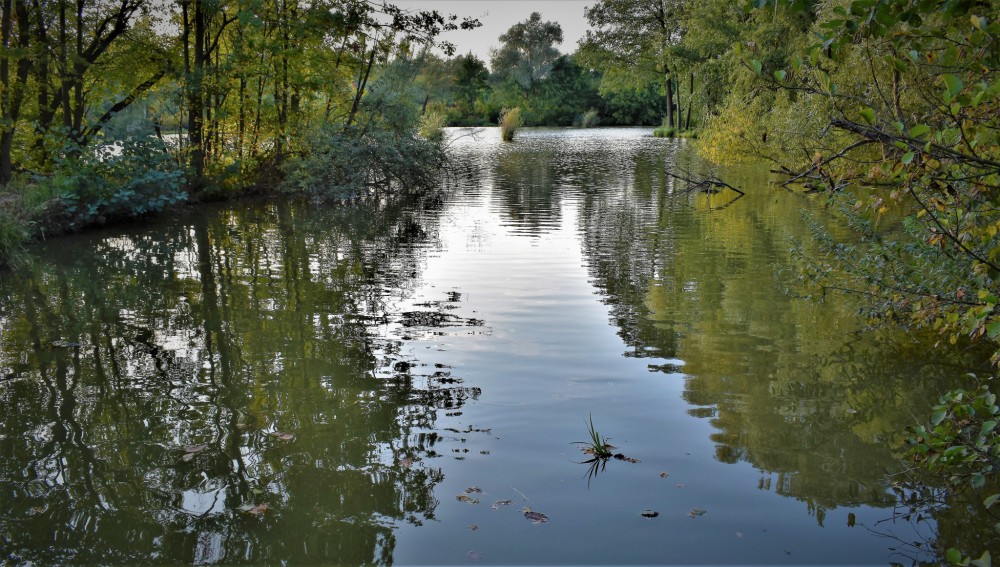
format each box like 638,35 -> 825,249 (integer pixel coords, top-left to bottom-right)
578,0 -> 685,127
490,12 -> 563,96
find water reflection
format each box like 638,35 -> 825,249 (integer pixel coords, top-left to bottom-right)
0,195 -> 474,564
1,127 -> 995,564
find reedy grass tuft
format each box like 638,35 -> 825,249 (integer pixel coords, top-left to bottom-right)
574,414 -> 614,459
499,107 -> 523,142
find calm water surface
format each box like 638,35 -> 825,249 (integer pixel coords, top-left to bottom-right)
0,128 -> 991,564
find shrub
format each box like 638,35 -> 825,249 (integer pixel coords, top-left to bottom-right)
52,136 -> 186,227
499,107 -> 523,142
580,109 -> 600,128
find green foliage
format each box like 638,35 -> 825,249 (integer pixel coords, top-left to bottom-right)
52,137 -> 186,227
653,125 -> 676,138
419,111 -> 447,142
282,88 -> 444,198
499,107 -> 524,142
490,12 -> 564,96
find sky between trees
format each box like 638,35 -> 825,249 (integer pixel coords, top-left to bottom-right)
392,0 -> 591,64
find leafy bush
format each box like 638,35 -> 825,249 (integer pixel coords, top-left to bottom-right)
580,109 -> 600,128
282,87 -> 445,198
52,136 -> 186,227
419,111 -> 447,142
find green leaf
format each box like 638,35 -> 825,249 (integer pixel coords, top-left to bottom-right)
751,59 -> 762,76
931,408 -> 948,425
909,124 -> 931,138
984,493 -> 1000,508
970,15 -> 987,31
987,323 -> 1000,338
948,548 -> 964,565
943,74 -> 965,97
902,151 -> 915,165
774,70 -> 787,82
859,107 -> 875,124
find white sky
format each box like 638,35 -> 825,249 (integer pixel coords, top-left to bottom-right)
391,0 -> 593,66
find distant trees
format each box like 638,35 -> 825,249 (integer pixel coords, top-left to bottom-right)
490,12 -> 563,97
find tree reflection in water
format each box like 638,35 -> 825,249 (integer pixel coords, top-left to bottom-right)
0,194 -> 479,564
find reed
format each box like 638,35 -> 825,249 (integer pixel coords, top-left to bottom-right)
499,107 -> 523,142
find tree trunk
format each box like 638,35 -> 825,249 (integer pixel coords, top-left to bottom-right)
663,67 -> 674,129
685,71 -> 693,130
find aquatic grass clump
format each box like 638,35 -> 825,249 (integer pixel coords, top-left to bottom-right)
574,414 -> 614,459
580,109 -> 600,128
499,107 -> 523,142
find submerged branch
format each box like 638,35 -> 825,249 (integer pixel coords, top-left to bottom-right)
667,167 -> 745,196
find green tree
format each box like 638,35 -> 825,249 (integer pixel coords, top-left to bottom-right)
578,0 -> 685,128
490,12 -> 563,97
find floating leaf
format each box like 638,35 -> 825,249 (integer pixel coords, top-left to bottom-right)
464,486 -> 483,494
271,432 -> 295,441
688,508 -> 707,517
640,509 -> 659,518
522,507 -> 548,523
971,550 -> 991,567
659,472 -> 670,478
184,444 -> 208,454
400,458 -> 413,468
243,503 -> 269,516
467,524 -> 479,531
180,453 -> 195,463
456,494 -> 479,504
946,548 -> 962,564
984,493 -> 1000,508
491,499 -> 514,510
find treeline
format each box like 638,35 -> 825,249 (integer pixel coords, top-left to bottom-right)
404,12 -> 664,128
0,0 -> 478,264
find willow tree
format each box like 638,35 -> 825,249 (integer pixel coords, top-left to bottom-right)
578,0 -> 685,128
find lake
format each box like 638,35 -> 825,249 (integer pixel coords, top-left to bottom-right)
0,127 -> 992,564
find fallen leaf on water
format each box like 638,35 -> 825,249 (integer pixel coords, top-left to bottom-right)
456,494 -> 479,504
467,524 -> 479,531
465,486 -> 483,494
659,472 -> 670,478
271,432 -> 295,441
688,508 -> 707,518
522,507 -> 548,524
180,453 -> 195,463
184,444 -> 208,454
613,453 -> 640,463
641,509 -> 659,518
242,503 -> 269,516
491,499 -> 514,510
400,458 -> 413,468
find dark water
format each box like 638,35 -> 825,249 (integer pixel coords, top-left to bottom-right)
0,127 -> 992,564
